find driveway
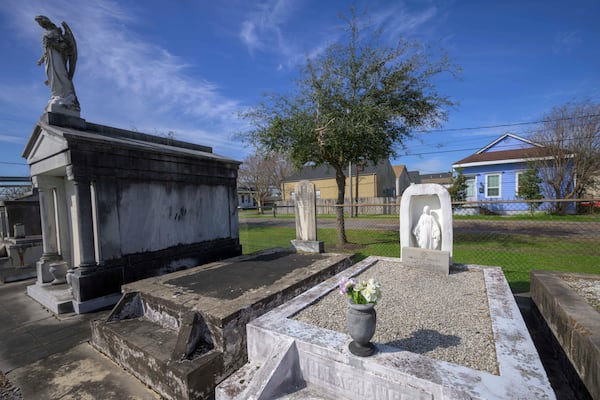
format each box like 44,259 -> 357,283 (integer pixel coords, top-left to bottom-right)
240,217 -> 600,238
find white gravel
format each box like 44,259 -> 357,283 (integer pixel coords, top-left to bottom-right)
561,275 -> 600,312
293,260 -> 499,375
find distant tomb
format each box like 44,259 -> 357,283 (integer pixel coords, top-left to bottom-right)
0,193 -> 43,282
400,183 -> 452,274
290,180 -> 324,253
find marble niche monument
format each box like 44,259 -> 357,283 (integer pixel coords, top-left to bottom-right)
24,16 -> 242,314
400,183 -> 453,274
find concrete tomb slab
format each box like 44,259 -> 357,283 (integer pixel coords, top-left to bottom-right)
217,256 -> 555,400
91,249 -> 352,399
531,270 -> 600,400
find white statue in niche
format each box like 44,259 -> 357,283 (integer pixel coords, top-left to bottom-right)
412,205 -> 441,250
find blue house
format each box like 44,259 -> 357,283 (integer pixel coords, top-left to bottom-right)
452,133 -> 573,214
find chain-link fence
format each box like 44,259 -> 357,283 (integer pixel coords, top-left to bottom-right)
239,199 -> 600,292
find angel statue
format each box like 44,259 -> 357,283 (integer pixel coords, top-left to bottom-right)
35,15 -> 80,114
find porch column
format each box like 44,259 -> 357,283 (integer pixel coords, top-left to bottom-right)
32,176 -> 61,284
37,185 -> 59,259
72,177 -> 97,272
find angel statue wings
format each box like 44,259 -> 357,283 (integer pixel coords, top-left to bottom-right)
35,15 -> 80,115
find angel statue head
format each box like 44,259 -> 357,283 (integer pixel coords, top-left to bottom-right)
35,15 -> 80,115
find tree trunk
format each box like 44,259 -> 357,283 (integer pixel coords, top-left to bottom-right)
334,166 -> 348,245
257,198 -> 264,215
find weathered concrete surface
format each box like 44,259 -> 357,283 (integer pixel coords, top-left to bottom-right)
0,278 -> 159,399
92,249 -> 352,399
8,343 -> 161,400
218,256 -> 555,400
531,270 -> 600,400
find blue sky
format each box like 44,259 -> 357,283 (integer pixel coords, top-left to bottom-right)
1,0 -> 599,177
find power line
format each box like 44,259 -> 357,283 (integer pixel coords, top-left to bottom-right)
0,161 -> 28,166
415,113 -> 600,133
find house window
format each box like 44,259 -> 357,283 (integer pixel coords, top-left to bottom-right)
315,190 -> 321,199
515,172 -> 523,196
486,174 -> 501,198
465,177 -> 476,200
290,192 -> 295,201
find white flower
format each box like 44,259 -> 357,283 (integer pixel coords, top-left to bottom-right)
361,279 -> 381,303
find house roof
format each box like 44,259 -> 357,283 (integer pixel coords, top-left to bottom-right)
282,161 -> 385,182
453,147 -> 557,167
408,171 -> 421,183
453,133 -> 556,168
476,133 -> 542,154
392,165 -> 406,178
420,172 -> 452,184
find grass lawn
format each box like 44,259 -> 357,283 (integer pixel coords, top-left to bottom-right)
239,225 -> 600,292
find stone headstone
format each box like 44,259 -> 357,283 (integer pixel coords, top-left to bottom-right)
291,180 -> 324,253
400,184 -> 452,274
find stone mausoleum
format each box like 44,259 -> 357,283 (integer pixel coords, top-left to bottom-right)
23,112 -> 242,313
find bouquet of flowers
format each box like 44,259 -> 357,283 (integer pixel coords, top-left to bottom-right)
339,277 -> 381,305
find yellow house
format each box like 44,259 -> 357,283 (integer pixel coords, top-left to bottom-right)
281,160 -> 396,200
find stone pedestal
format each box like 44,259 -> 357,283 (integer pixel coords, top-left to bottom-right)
70,266 -> 123,313
27,283 -> 74,314
401,247 -> 450,275
290,240 -> 324,253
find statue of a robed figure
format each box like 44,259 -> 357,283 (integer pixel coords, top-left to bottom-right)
35,15 -> 80,115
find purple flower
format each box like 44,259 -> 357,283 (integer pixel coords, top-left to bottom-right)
338,277 -> 355,295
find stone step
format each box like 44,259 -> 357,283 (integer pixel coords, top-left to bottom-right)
92,317 -> 222,400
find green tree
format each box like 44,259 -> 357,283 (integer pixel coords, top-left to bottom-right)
241,8 -> 457,244
448,168 -> 468,205
518,165 -> 543,215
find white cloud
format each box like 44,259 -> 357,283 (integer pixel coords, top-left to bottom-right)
238,0 -> 297,56
368,3 -> 438,40
553,31 -> 581,54
412,157 -> 450,173
0,0 -> 244,145
0,134 -> 24,144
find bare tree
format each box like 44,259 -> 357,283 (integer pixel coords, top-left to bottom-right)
0,186 -> 32,201
238,152 -> 295,214
532,101 -> 600,213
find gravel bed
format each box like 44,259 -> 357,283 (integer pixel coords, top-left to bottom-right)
293,260 -> 499,375
561,275 -> 600,312
0,372 -> 21,400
